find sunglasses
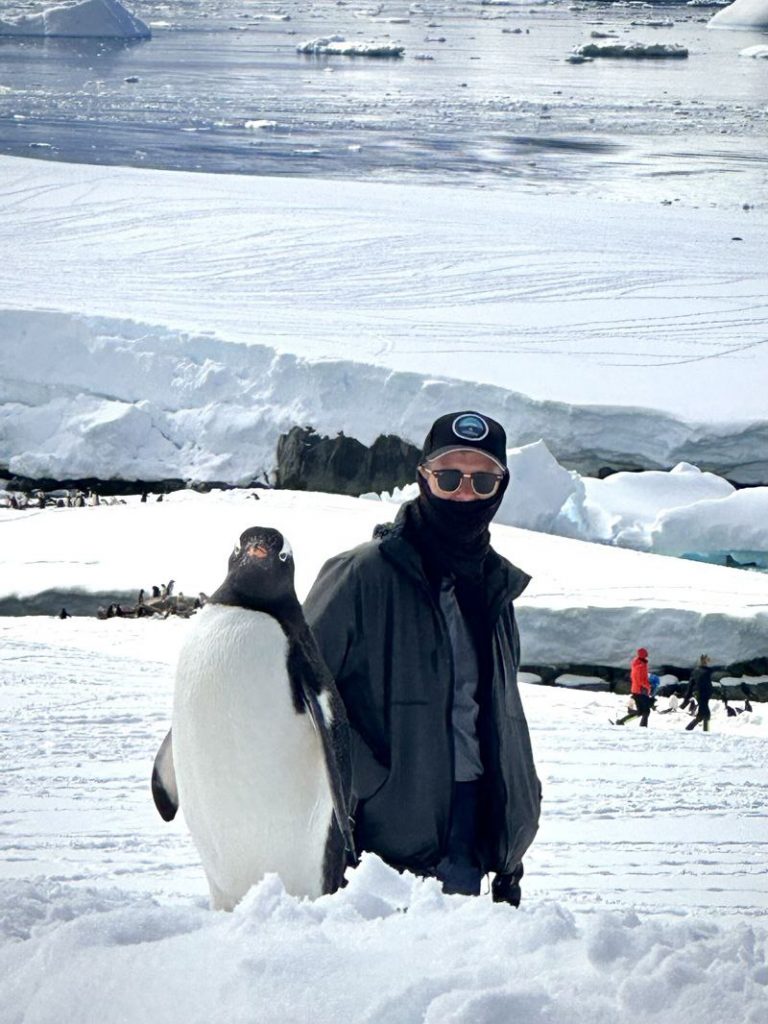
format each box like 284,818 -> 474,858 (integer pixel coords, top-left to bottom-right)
423,466 -> 504,497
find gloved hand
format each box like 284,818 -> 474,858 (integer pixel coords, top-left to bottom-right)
491,865 -> 523,908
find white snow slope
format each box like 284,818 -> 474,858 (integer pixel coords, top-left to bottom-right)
2,488 -> 767,668
1,156 -> 767,480
0,611 -> 766,1024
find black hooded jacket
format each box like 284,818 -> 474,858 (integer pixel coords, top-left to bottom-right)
303,516 -> 541,876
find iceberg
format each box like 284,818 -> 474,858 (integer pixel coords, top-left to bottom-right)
0,0 -> 151,39
709,0 -> 768,29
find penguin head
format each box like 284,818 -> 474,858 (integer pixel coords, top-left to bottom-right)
214,526 -> 297,615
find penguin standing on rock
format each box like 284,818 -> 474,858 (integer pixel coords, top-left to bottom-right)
151,527 -> 355,909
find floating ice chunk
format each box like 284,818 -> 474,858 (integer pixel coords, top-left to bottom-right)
709,0 -> 768,29
574,41 -> 689,58
297,36 -> 405,57
244,120 -> 278,130
0,0 -> 151,39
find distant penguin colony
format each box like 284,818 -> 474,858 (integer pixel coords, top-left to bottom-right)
152,526 -> 355,909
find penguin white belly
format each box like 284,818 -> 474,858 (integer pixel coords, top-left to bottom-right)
172,604 -> 334,908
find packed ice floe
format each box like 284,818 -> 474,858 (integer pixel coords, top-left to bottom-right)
574,41 -> 689,59
0,0 -> 151,39
296,35 -> 405,57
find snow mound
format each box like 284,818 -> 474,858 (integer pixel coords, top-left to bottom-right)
297,36 -> 404,57
1,863 -> 766,1024
651,488 -> 768,566
582,462 -> 735,549
575,41 -> 689,58
0,0 -> 151,39
709,0 -> 768,29
740,44 -> 768,57
498,440 -> 589,537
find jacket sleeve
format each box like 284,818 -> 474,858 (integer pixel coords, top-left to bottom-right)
632,659 -> 651,694
303,553 -> 389,802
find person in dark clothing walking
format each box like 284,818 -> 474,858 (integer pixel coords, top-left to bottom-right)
615,648 -> 653,727
684,654 -> 714,732
304,411 -> 541,906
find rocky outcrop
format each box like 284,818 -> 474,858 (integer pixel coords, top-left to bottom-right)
521,662 -> 767,701
0,471 -> 266,497
276,426 -> 420,496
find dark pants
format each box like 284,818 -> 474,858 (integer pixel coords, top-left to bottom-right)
617,692 -> 652,727
436,781 -> 482,896
686,698 -> 711,731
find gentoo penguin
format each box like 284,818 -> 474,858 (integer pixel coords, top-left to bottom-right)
151,526 -> 355,909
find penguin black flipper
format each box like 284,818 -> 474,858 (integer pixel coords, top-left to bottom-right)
288,632 -> 356,864
303,684 -> 357,862
152,728 -> 179,822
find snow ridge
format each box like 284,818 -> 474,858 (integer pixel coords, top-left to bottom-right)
3,309 -> 768,485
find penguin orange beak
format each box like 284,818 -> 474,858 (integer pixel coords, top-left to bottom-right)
246,544 -> 269,560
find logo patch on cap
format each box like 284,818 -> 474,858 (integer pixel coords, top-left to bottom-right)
452,413 -> 489,442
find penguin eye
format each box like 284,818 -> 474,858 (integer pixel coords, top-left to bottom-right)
278,551 -> 289,562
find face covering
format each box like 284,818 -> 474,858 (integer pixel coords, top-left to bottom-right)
400,470 -> 509,585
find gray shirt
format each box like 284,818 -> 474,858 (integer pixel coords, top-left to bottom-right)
439,577 -> 483,782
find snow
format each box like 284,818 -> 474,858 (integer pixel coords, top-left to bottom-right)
1,487 -> 767,668
4,302 -> 768,487
0,0 -> 151,39
376,444 -> 767,563
499,440 -> 586,536
740,43 -> 768,55
651,487 -> 768,565
2,157 -> 768,452
579,462 -> 737,548
709,0 -> 768,28
1,606 -> 767,1024
1,3 -> 767,1017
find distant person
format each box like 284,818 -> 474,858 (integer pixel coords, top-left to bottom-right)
684,654 -> 714,732
740,682 -> 754,713
615,647 -> 652,727
648,672 -> 661,697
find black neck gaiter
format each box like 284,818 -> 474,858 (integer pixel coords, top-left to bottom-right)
400,471 -> 509,588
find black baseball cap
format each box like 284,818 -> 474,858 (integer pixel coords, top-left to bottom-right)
421,411 -> 508,470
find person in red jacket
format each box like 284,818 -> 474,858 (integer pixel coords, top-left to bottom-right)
615,647 -> 653,727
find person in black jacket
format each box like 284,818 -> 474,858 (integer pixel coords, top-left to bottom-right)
304,411 -> 541,906
684,654 -> 714,732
